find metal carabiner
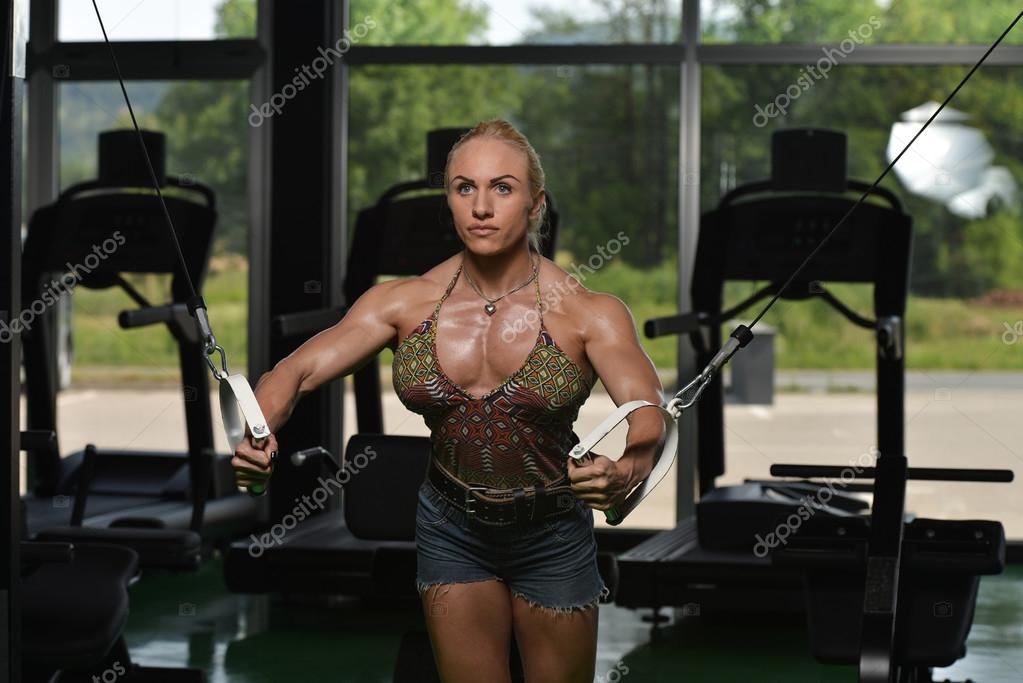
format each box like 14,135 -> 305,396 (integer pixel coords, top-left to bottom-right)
204,344 -> 230,381
671,372 -> 711,413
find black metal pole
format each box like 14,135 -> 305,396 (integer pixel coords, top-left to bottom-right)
264,0 -> 345,521
1,0 -> 25,677
858,316 -> 907,682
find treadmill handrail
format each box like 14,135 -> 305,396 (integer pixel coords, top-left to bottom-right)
59,175 -> 217,210
771,463 -> 1014,483
719,178 -> 904,214
272,305 -> 347,338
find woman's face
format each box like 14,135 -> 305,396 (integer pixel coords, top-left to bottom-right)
446,137 -> 543,256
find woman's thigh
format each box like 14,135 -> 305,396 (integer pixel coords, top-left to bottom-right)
502,499 -> 605,682
414,483 -> 605,682
421,579 -> 515,683
416,482 -> 515,682
511,597 -> 598,683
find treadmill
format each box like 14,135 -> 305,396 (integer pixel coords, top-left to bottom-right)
619,129 -> 1009,680
20,130 -> 257,553
618,128 -> 894,614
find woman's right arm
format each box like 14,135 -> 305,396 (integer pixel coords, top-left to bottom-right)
232,278 -> 405,487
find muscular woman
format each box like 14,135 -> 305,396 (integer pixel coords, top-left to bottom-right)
232,119 -> 666,682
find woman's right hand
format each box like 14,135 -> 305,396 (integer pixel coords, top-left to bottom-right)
232,431 -> 279,490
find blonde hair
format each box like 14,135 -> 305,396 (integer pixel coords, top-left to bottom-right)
445,119 -> 548,253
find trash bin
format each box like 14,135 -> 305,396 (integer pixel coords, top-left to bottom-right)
728,321 -> 775,405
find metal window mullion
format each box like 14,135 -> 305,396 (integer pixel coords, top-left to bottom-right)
327,0 -> 348,480
29,39 -> 264,80
675,0 -> 699,526
342,43 -> 1023,67
26,0 -> 57,215
248,0 -> 273,385
698,43 -> 1023,65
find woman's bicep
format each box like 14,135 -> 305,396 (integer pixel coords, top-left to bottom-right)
582,293 -> 662,407
287,281 -> 401,394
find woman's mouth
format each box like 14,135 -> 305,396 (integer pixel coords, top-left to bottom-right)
468,225 -> 497,235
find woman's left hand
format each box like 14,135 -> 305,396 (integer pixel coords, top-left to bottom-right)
567,452 -> 635,512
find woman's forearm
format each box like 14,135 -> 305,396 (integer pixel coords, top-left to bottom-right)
252,357 -> 308,435
618,409 -> 666,488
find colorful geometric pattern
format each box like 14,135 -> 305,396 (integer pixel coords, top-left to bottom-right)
393,263 -> 595,490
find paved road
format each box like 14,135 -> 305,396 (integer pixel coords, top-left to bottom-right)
20,376 -> 1023,538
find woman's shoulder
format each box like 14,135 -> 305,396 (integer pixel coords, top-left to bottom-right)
378,253 -> 462,301
537,257 -> 634,332
538,257 -> 627,310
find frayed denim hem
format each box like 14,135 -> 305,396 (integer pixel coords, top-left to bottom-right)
415,579 -> 610,617
416,576 -> 504,600
509,582 -> 610,617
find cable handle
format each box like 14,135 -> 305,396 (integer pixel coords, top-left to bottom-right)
568,400 -> 679,525
186,297 -> 271,496
219,375 -> 273,497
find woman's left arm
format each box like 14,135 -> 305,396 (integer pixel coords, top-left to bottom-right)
568,291 -> 667,511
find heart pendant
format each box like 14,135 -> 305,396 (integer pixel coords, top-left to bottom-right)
484,303 -> 496,316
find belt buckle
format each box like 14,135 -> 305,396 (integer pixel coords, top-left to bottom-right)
464,485 -> 492,524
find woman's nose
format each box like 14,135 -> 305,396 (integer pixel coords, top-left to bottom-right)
472,201 -> 492,219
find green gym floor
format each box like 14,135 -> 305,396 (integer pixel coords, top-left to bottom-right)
119,558 -> 1023,682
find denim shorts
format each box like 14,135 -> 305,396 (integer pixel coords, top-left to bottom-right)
415,480 -> 609,614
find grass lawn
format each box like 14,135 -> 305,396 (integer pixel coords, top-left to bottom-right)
62,254 -> 1023,379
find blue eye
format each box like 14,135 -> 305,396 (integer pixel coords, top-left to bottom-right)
496,183 -> 511,194
458,183 -> 473,194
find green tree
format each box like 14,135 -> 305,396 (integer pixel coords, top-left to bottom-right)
150,0 -> 254,253
703,1 -> 1023,296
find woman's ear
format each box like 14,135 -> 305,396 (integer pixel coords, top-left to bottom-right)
530,187 -> 546,218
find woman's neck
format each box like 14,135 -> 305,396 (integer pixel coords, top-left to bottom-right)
460,246 -> 536,297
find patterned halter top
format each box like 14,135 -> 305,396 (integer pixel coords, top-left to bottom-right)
392,260 -> 596,490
